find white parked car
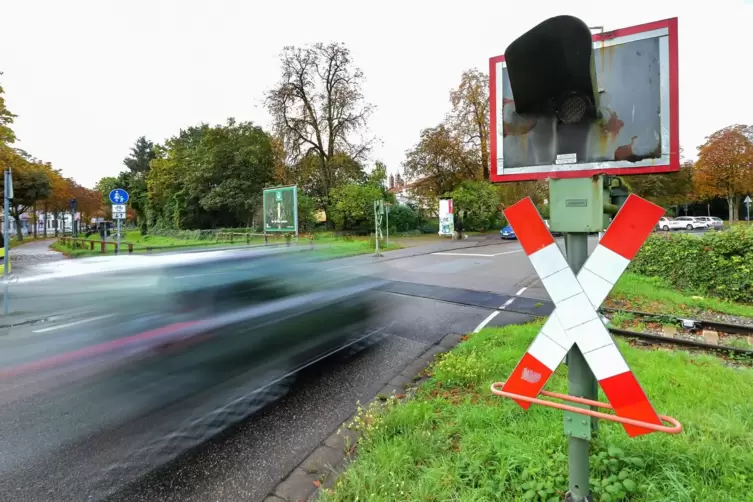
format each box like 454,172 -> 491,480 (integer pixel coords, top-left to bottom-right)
695,216 -> 724,229
656,217 -> 687,231
674,216 -> 708,230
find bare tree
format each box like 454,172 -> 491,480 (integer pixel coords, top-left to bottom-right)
448,69 -> 490,179
265,43 -> 375,218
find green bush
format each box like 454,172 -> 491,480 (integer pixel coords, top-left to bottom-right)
387,204 -> 419,232
630,226 -> 753,303
420,221 -> 439,234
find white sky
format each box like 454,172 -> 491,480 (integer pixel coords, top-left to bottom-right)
2,0 -> 752,188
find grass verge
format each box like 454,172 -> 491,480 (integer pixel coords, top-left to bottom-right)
323,322 -> 753,502
50,231 -> 402,259
608,273 -> 753,318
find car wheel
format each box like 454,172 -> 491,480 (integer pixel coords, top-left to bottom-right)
662,225 -> 669,231
686,224 -> 693,230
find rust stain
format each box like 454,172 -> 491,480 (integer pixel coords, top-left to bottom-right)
503,119 -> 536,137
614,136 -> 638,161
603,112 -> 624,137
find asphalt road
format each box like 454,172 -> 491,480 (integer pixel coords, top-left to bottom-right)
0,237 -> 564,502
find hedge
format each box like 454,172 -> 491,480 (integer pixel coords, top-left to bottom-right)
629,225 -> 753,304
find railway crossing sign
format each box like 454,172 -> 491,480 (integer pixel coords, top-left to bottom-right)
495,194 -> 676,437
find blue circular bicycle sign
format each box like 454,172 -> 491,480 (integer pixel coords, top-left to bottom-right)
109,188 -> 129,204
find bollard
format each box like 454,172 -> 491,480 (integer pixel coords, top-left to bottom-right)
100,241 -> 105,253
128,243 -> 134,254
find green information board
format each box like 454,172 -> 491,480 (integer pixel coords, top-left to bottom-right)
263,185 -> 298,233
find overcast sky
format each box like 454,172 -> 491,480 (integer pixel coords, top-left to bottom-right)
2,0 -> 752,188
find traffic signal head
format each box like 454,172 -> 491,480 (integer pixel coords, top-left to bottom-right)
504,15 -> 598,124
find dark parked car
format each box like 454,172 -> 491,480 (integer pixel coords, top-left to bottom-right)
0,247 -> 387,500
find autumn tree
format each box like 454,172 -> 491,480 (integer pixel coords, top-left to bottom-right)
43,168 -> 73,236
402,123 -> 481,199
0,154 -> 52,239
693,125 -> 753,221
265,43 -> 375,220
448,69 -> 490,179
628,160 -> 695,209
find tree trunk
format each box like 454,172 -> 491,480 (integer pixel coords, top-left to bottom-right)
54,212 -> 59,237
33,204 -> 38,239
43,203 -> 48,238
733,195 -> 740,222
13,215 -> 23,241
727,196 -> 733,221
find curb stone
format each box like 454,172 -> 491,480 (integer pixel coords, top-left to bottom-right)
267,331 -> 466,501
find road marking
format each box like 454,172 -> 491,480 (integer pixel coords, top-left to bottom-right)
500,298 -> 516,309
473,311 -> 499,333
32,314 -> 116,333
515,287 -> 528,296
432,250 -> 523,257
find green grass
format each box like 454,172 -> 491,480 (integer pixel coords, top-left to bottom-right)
323,322 -> 753,502
51,231 -> 402,259
608,273 -> 753,318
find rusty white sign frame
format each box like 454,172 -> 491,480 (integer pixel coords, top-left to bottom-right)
489,17 -> 679,182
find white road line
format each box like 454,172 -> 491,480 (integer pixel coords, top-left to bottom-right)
432,250 -> 523,257
473,311 -> 499,333
499,298 -> 516,310
32,314 -> 116,334
515,287 -> 528,296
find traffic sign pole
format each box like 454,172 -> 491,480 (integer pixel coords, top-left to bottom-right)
3,170 -> 10,316
500,188 -> 668,502
559,193 -> 598,502
745,195 -> 751,223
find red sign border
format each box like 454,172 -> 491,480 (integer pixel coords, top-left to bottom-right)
489,17 -> 679,183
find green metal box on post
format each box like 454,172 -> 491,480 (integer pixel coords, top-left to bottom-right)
548,177 -> 606,234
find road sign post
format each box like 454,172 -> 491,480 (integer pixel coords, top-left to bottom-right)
3,169 -> 12,316
373,200 -> 384,257
109,189 -> 129,254
745,195 -> 751,223
492,194 -> 682,500
263,186 -> 298,243
385,203 -> 392,248
487,15 -> 680,501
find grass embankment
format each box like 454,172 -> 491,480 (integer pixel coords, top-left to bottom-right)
324,323 -> 753,502
51,230 -> 404,259
608,273 -> 753,319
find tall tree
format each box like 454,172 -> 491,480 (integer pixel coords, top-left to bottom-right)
693,125 -> 753,221
448,69 -> 490,179
0,71 -> 16,147
627,160 -> 695,208
265,42 -> 375,220
147,119 -> 277,229
44,168 -> 74,236
0,154 -> 52,239
121,136 -> 155,234
402,124 -> 480,198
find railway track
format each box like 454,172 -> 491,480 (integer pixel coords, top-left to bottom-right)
376,281 -> 753,359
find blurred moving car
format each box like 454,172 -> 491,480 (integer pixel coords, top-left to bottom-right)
0,247 -> 387,500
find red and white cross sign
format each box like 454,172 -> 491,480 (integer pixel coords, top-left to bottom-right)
501,194 -> 665,437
